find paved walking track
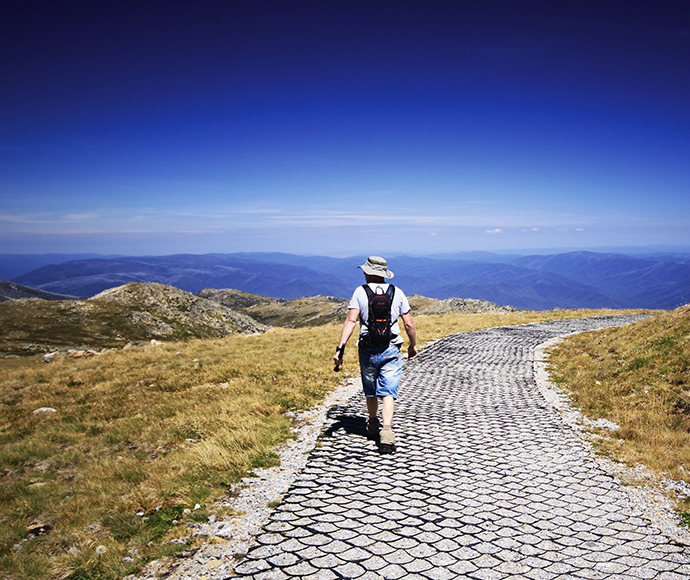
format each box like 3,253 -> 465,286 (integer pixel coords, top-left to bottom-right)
233,316 -> 690,580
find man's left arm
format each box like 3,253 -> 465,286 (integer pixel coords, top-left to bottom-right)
401,311 -> 418,360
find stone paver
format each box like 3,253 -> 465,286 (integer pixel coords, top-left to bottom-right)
234,315 -> 690,579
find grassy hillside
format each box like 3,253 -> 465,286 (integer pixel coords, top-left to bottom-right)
0,307 -> 649,579
198,288 -> 349,327
198,288 -> 521,329
548,305 -> 690,510
0,283 -> 266,356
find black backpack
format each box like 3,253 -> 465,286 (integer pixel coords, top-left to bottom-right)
362,284 -> 397,347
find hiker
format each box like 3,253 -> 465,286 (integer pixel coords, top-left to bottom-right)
334,256 -> 417,454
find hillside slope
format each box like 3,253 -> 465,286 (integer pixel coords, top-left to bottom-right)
0,281 -> 76,302
198,288 -> 349,327
0,282 -> 267,356
199,288 -> 523,328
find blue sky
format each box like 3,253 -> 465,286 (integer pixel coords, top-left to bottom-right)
1,1 -> 689,256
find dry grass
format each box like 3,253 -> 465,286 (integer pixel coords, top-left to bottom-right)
0,307 -> 650,578
0,326 -> 344,580
547,305 -> 690,509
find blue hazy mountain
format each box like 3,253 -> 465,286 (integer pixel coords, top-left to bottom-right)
0,254 -> 121,281
12,255 -> 353,300
512,251 -> 690,309
8,250 -> 690,310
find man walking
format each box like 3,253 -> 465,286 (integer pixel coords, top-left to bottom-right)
334,256 -> 417,454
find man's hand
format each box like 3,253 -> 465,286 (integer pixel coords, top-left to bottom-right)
408,344 -> 418,360
333,309 -> 358,371
333,345 -> 345,371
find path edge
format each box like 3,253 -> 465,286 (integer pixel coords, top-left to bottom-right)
534,334 -> 690,546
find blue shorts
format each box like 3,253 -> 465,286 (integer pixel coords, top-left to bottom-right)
358,343 -> 402,399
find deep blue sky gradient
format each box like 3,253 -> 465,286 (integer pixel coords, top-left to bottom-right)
2,1 -> 689,256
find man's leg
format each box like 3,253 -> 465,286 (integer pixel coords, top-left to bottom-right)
381,396 -> 394,429
377,346 -> 402,454
360,350 -> 382,439
366,395 -> 378,419
379,394 -> 396,453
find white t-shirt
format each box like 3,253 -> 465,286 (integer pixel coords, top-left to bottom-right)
348,283 -> 411,346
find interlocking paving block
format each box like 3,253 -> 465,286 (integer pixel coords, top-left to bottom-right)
232,316 -> 690,579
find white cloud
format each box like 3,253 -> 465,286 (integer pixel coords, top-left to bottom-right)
484,228 -> 503,234
0,214 -> 50,224
63,213 -> 96,221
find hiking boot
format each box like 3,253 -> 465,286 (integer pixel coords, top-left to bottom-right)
379,428 -> 395,454
366,417 -> 381,440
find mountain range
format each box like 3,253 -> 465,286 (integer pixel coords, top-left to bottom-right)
5,250 -> 690,310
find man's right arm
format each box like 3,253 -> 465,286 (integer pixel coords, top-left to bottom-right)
334,308 -> 360,367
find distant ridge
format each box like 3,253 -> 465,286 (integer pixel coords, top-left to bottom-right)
13,254 -> 350,299
0,253 -> 122,280
0,281 -> 77,302
514,251 -> 690,310
9,250 -> 690,310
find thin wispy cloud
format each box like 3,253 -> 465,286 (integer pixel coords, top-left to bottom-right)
0,214 -> 51,224
63,213 -> 97,221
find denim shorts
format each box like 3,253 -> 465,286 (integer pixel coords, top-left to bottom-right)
358,343 -> 402,399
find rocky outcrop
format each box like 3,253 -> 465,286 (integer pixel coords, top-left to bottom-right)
92,283 -> 268,337
198,288 -> 274,310
0,281 -> 523,357
408,295 -> 521,315
0,283 -> 268,356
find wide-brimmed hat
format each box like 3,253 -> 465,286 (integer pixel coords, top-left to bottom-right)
358,256 -> 394,278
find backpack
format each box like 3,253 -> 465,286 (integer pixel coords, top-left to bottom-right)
361,284 -> 397,347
